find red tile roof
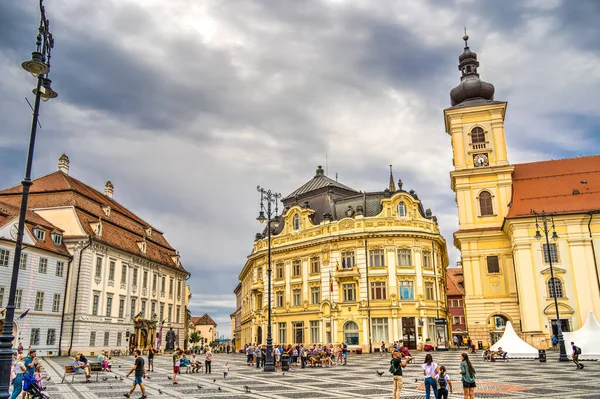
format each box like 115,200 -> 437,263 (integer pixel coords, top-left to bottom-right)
446,267 -> 465,296
0,200 -> 71,257
191,313 -> 217,326
0,171 -> 186,274
507,155 -> 600,218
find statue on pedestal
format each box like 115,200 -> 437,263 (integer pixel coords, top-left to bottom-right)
165,328 -> 176,352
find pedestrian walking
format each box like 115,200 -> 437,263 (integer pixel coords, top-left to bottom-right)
223,361 -> 230,379
460,353 -> 476,399
256,345 -> 262,369
172,349 -> 181,385
390,350 -> 408,399
124,350 -> 147,399
342,342 -> 348,365
246,344 -> 254,366
571,342 -> 583,369
147,346 -> 155,372
435,365 -> 453,399
205,348 -> 213,374
422,353 -> 439,399
380,342 -> 386,356
551,335 -> 558,349
9,355 -> 26,399
466,337 -> 472,352
453,335 -> 459,348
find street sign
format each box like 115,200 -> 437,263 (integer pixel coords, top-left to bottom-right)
434,318 -> 447,325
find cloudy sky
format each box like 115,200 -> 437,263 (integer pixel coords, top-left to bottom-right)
1,0 -> 599,336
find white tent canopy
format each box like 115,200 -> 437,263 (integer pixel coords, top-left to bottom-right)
490,321 -> 539,358
563,311 -> 600,360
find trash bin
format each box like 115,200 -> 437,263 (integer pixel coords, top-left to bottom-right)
355,348 -> 362,354
538,349 -> 546,363
281,353 -> 290,371
478,341 -> 483,350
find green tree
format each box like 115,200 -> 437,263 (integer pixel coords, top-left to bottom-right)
189,331 -> 201,348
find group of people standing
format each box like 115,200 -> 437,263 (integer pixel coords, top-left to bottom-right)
10,349 -> 48,399
243,342 -> 350,370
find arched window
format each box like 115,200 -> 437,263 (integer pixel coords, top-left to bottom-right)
397,202 -> 407,218
548,277 -> 563,298
479,191 -> 493,216
343,321 -> 359,345
471,127 -> 485,143
293,214 -> 300,231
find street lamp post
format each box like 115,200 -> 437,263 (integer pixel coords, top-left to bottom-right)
0,2 -> 57,397
256,186 -> 281,372
532,210 -> 569,362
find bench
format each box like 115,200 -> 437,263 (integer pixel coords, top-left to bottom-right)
61,362 -> 102,383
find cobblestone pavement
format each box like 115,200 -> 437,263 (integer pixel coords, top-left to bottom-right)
35,350 -> 597,398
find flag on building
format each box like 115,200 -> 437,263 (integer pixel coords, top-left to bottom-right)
0,308 -> 5,317
133,311 -> 142,323
329,270 -> 333,292
336,260 -> 339,271
17,309 -> 30,320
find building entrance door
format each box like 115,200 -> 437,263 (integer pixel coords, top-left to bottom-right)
402,317 -> 416,350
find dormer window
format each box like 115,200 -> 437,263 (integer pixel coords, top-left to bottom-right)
145,227 -> 152,237
51,233 -> 63,245
33,228 -> 46,241
102,206 -> 111,218
90,221 -> 103,237
138,241 -> 147,254
293,214 -> 300,231
397,202 -> 407,218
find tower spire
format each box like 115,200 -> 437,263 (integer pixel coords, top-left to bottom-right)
389,165 -> 396,192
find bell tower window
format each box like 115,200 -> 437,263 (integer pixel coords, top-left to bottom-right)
471,127 -> 485,143
293,214 -> 300,231
479,191 -> 493,216
397,202 -> 407,218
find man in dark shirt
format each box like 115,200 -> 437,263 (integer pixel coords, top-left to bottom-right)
125,350 -> 146,399
390,351 -> 408,399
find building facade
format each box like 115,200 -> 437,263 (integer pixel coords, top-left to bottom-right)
232,282 -> 242,351
446,265 -> 466,343
238,167 -> 450,351
0,155 -> 190,355
190,313 -> 217,345
0,201 -> 71,356
444,35 -> 600,348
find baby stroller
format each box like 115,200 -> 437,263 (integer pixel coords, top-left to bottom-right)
23,373 -> 49,398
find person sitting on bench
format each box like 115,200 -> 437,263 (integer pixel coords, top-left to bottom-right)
72,355 -> 91,382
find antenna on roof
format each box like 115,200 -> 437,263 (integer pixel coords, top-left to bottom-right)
25,98 -> 42,129
335,172 -> 338,182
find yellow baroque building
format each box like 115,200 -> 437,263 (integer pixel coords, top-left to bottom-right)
238,166 -> 450,352
444,35 -> 600,348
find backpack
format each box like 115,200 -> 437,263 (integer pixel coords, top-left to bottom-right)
437,374 -> 447,390
388,359 -> 397,374
575,346 -> 582,355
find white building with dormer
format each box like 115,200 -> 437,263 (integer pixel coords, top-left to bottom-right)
0,200 -> 71,356
0,155 -> 190,355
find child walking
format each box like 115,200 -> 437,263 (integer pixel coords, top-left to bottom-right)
223,361 -> 230,379
435,365 -> 453,399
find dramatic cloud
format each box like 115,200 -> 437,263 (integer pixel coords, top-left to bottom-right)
1,0 -> 599,336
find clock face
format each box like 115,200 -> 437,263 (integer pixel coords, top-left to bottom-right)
473,153 -> 489,167
10,224 -> 19,240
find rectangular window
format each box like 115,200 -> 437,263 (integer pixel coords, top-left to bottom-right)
95,257 -> 102,278
108,260 -> 115,281
169,278 -> 173,295
34,291 -> 44,311
143,271 -> 148,289
276,291 -> 284,308
151,301 -> 156,318
15,289 -> 22,309
292,321 -> 304,344
0,249 -> 10,267
543,244 -> 559,263
399,281 -> 414,300
161,276 -> 166,293
90,331 -> 96,347
276,263 -> 284,279
369,249 -> 385,267
371,318 -> 389,343
310,286 -> 320,304
168,304 -> 173,322
34,229 -> 45,241
56,261 -> 64,277
20,253 -> 27,270
119,297 -> 125,318
152,274 -> 157,291
176,305 -> 181,323
292,260 -> 301,277
370,281 -> 387,300
453,316 -> 461,325
310,257 -> 320,274
0,287 -> 4,307
292,289 -> 301,306
278,322 -> 287,344
38,258 -> 48,274
486,256 -> 500,273
121,264 -> 127,283
177,281 -> 182,299
341,251 -> 355,269
425,282 -> 434,300
310,320 -> 320,344
52,293 -> 61,312
342,283 -> 356,302
103,331 -> 110,346
132,269 -> 138,286
106,296 -> 113,316
46,329 -> 56,346
159,303 -> 164,321
130,298 -> 137,319
422,251 -> 432,268
451,299 -> 459,308
30,328 -> 40,345
117,332 -> 122,347
257,267 -> 263,280
397,249 -> 412,266
92,293 -> 100,315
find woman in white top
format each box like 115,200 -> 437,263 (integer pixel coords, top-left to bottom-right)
421,353 -> 439,399
10,355 -> 26,399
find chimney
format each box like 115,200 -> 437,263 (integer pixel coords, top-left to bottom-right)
104,181 -> 114,199
58,154 -> 69,174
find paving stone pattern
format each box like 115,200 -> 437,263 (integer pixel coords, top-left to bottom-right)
36,350 -> 597,398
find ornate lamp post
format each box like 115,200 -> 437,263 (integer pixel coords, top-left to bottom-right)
0,2 -> 57,397
532,210 -> 568,362
256,186 -> 281,372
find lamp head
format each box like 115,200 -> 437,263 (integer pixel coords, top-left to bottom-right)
272,215 -> 281,228
551,231 -> 559,240
534,230 -> 542,240
22,52 -> 48,77
256,211 -> 266,223
33,78 -> 58,101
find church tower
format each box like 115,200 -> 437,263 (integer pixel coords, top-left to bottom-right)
444,33 -> 521,343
